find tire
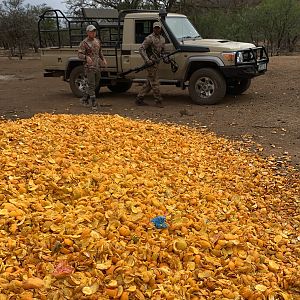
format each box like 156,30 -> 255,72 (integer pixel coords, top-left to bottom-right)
227,79 -> 251,95
188,68 -> 226,105
69,65 -> 86,98
107,80 -> 132,93
69,65 -> 100,98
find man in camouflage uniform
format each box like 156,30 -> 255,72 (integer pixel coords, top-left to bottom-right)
78,24 -> 107,110
136,22 -> 165,108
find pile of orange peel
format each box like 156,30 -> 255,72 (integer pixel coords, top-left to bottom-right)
0,114 -> 299,300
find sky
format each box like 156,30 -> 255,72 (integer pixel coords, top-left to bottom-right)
24,0 -> 67,12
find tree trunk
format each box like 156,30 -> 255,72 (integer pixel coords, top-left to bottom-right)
18,43 -> 23,60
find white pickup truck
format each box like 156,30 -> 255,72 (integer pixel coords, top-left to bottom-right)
38,8 -> 269,104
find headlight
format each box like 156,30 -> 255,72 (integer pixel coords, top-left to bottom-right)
222,51 -> 244,64
236,51 -> 243,64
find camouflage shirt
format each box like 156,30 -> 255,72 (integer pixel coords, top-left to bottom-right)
139,33 -> 165,64
78,37 -> 104,71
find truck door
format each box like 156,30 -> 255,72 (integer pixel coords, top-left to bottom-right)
128,19 -> 176,80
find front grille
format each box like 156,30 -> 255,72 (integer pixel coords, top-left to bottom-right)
242,50 -> 255,62
242,47 -> 268,63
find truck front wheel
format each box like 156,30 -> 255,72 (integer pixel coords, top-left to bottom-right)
69,65 -> 100,98
188,68 -> 226,105
226,79 -> 251,95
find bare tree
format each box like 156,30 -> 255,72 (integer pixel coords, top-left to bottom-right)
65,0 -> 179,13
0,0 -> 27,58
0,0 -> 51,58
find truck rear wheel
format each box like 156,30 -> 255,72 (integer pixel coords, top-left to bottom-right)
188,68 -> 226,105
69,65 -> 100,98
107,81 -> 132,93
226,79 -> 251,95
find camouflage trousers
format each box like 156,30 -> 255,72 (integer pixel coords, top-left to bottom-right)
84,68 -> 101,97
137,66 -> 162,102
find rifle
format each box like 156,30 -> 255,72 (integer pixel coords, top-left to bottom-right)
120,49 -> 180,76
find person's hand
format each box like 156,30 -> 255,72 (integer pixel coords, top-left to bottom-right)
100,58 -> 107,68
163,56 -> 170,64
146,59 -> 153,65
86,56 -> 92,65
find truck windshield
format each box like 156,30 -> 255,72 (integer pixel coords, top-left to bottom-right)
166,16 -> 201,40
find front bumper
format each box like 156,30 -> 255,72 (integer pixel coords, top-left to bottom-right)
221,63 -> 267,79
221,46 -> 269,79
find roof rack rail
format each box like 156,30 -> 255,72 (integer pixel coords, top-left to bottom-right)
81,8 -> 119,19
38,9 -> 123,48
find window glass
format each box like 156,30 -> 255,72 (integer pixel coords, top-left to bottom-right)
166,16 -> 201,40
135,20 -> 170,44
135,20 -> 152,44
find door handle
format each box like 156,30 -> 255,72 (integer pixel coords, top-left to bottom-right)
123,56 -> 130,63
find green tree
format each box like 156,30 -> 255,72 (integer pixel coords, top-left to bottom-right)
256,0 -> 300,54
190,9 -> 238,40
233,7 -> 264,44
189,0 -> 300,53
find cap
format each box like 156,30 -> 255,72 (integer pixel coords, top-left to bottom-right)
86,25 -> 96,32
153,22 -> 162,29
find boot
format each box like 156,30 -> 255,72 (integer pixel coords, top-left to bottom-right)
90,96 -> 97,110
154,100 -> 164,108
135,97 -> 148,106
80,94 -> 89,106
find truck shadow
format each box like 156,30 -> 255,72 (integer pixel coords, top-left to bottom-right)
99,87 -> 254,107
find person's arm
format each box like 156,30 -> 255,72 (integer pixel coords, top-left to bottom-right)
78,41 -> 86,61
99,43 -> 107,66
99,46 -> 107,66
78,41 -> 92,64
139,36 -> 152,64
161,36 -> 166,55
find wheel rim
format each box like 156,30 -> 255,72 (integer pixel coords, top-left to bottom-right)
75,74 -> 88,94
194,76 -> 215,98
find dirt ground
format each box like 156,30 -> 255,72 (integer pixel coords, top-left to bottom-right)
0,56 -> 299,171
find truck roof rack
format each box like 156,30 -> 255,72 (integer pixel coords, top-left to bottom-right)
38,9 -> 123,48
82,8 -> 119,19
38,8 -> 168,49
118,9 -> 167,20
